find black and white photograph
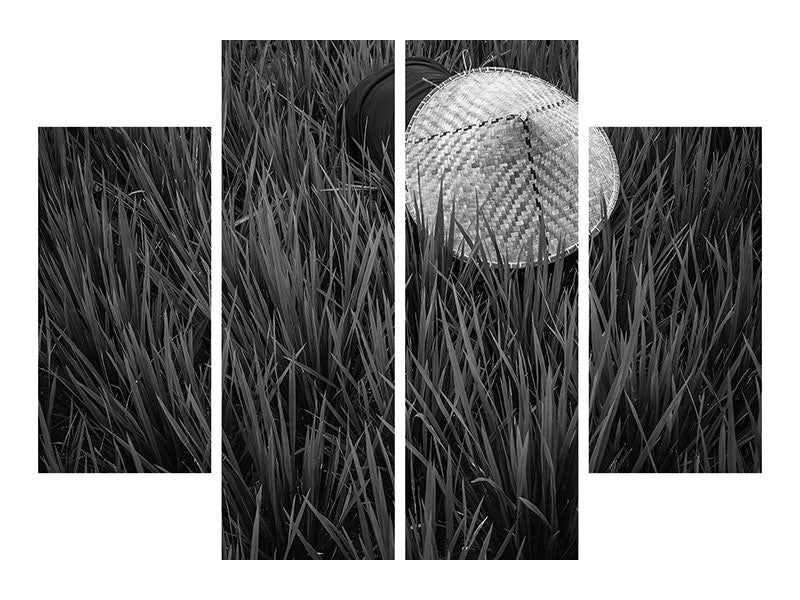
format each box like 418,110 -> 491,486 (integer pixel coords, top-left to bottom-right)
7,5 -> 798,597
38,126 -> 211,473
221,40 -> 395,559
405,40 -> 579,559
589,127 -> 762,473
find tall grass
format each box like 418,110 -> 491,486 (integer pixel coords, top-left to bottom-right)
222,40 -> 395,559
38,127 -> 211,473
590,127 -> 762,473
405,41 -> 579,559
405,40 -> 578,99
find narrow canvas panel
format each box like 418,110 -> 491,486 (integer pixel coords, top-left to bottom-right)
404,40 -> 579,559
38,126 -> 211,473
221,40 -> 395,559
589,127 -> 762,474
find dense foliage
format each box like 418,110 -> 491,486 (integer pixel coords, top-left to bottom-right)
590,127 -> 762,473
222,40 -> 395,559
38,127 -> 211,473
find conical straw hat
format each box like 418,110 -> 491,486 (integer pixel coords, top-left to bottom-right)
406,67 -> 619,266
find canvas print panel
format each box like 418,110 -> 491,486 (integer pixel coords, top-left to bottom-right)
405,40 -> 579,559
589,127 -> 762,473
38,126 -> 211,473
221,40 -> 395,559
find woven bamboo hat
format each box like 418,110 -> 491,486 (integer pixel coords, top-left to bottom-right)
406,68 -> 619,266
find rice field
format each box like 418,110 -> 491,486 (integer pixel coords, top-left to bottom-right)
38,127 -> 211,473
590,127 -> 762,473
221,40 -> 395,559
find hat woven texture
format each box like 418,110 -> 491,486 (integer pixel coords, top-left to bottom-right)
406,67 -> 619,265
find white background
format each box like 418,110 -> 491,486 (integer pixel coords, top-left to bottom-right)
1,1 -> 796,598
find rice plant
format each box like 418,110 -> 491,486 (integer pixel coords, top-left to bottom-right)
405,39 -> 577,99
405,41 -> 579,559
38,126 -> 211,473
590,127 -> 762,473
222,40 -> 395,559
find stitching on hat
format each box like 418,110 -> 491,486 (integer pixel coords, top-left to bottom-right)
407,98 -> 568,145
405,66 -> 576,136
407,99 -> 568,144
521,116 -> 548,249
406,98 -> 567,144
